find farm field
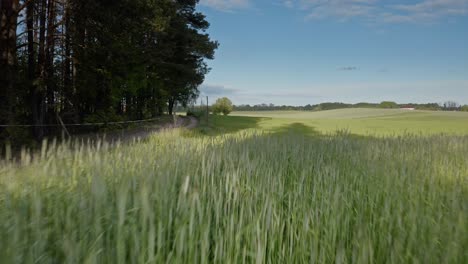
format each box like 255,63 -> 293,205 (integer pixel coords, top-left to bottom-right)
229,108 -> 468,136
0,108 -> 467,263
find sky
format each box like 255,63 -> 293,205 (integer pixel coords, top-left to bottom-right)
196,0 -> 468,106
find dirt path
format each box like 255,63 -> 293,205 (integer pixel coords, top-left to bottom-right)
185,116 -> 199,129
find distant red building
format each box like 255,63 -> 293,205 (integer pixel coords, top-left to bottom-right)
400,105 -> 415,110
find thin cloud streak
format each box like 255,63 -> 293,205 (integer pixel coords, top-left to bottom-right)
283,0 -> 468,23
201,1 -> 467,23
200,0 -> 251,11
338,66 -> 358,71
201,80 -> 468,105
199,84 -> 240,96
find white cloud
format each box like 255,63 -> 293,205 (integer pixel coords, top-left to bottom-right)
199,84 -> 240,96
387,0 -> 468,23
200,0 -> 251,11
200,0 -> 468,21
283,0 -> 468,23
298,0 -> 377,21
283,0 -> 295,8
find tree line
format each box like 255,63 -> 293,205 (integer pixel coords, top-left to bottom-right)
234,101 -> 468,112
0,0 -> 218,142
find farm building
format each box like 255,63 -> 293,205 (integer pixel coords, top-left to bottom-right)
401,106 -> 416,110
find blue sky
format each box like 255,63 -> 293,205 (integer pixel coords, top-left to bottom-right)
197,0 -> 468,106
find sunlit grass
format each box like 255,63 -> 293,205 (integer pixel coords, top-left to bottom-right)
0,121 -> 467,263
230,109 -> 468,136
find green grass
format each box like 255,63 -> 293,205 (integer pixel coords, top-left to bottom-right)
0,109 -> 467,263
230,108 -> 468,136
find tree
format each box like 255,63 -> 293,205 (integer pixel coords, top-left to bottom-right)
379,101 -> 398,109
212,97 -> 233,116
461,105 -> 468,112
156,0 -> 218,115
0,0 -> 21,135
443,101 -> 459,111
1,0 -> 218,143
415,103 -> 441,111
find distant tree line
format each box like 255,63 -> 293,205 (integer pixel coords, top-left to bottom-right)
234,101 -> 468,112
0,0 -> 218,142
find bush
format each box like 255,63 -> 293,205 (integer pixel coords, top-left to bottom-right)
461,105 -> 468,112
212,97 -> 233,115
379,101 -> 399,109
186,109 -> 205,118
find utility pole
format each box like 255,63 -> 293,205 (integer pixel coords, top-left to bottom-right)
200,98 -> 203,113
206,96 -> 209,123
173,102 -> 177,127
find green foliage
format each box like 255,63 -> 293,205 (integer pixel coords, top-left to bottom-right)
314,102 -> 351,111
4,0 -> 218,142
461,105 -> 468,112
233,102 -> 446,112
354,102 -> 379,108
83,110 -> 124,124
379,101 -> 399,108
234,102 -> 380,111
212,97 -> 233,115
414,103 -> 441,111
186,109 -> 205,118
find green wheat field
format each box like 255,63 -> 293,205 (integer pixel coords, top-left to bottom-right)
1,109 -> 467,263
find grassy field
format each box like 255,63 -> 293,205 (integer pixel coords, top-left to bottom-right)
0,109 -> 467,263
229,108 -> 468,136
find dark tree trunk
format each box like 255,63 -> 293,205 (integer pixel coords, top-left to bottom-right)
45,0 -> 56,125
0,0 -> 20,133
26,0 -> 44,139
154,86 -> 164,116
36,0 -> 47,133
71,0 -> 87,118
168,97 -> 175,115
63,1 -> 71,105
26,1 -> 35,81
157,105 -> 164,116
